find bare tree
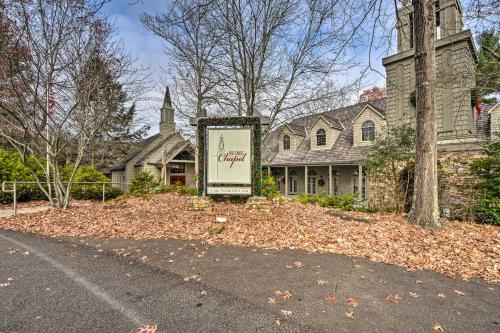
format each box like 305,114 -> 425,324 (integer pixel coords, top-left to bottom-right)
408,0 -> 440,227
212,0 -> 369,125
0,0 -> 146,208
140,0 -> 222,118
142,0 -> 380,129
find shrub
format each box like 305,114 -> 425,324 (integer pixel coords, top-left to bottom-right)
0,149 -> 44,203
159,182 -> 197,196
298,193 -> 366,212
128,171 -> 159,196
60,165 -> 123,200
470,138 -> 500,225
261,176 -> 281,200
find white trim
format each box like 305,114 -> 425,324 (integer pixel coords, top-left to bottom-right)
487,102 -> 500,114
351,104 -> 386,124
309,115 -> 342,131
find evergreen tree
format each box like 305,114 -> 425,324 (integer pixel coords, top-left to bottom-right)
476,30 -> 500,102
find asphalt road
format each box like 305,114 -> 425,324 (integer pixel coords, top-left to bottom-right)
0,230 -> 313,333
68,236 -> 500,333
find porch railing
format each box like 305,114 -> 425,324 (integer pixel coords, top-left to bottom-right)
1,181 -> 126,216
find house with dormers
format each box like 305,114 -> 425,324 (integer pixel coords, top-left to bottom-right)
262,100 -> 387,199
262,0 -> 499,199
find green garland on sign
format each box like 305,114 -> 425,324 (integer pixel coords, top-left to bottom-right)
196,117 -> 262,197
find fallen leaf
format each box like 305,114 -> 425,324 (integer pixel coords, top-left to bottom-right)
294,261 -> 304,268
385,294 -> 401,303
0,283 -> 10,288
345,311 -> 355,319
280,310 -> 292,316
325,295 -> 337,302
437,293 -> 446,298
317,280 -> 328,285
347,298 -> 358,307
409,292 -> 419,298
183,274 -> 198,282
282,290 -> 292,300
275,319 -> 281,326
136,325 -> 158,333
432,323 -> 445,331
453,290 -> 465,296
2,193 -> 498,283
140,256 -> 148,263
416,280 -> 423,284
200,290 -> 207,296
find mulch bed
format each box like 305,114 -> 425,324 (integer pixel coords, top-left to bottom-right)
0,194 -> 498,283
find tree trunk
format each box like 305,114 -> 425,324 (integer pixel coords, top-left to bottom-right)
409,0 -> 440,228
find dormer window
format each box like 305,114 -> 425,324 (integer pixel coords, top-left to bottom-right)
361,120 -> 375,141
316,129 -> 326,146
283,135 -> 290,150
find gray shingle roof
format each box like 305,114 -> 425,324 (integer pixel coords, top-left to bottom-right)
109,134 -> 160,171
133,132 -> 179,167
263,99 -> 386,165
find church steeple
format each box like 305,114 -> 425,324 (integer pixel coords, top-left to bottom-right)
160,86 -> 175,137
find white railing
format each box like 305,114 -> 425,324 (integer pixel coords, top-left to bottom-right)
1,181 -> 127,216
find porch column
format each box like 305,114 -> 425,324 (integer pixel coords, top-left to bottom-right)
328,165 -> 333,195
304,165 -> 308,194
284,166 -> 288,196
267,165 -> 271,177
358,164 -> 363,200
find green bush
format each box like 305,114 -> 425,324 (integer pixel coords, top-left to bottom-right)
261,176 -> 281,200
159,182 -> 197,196
128,171 -> 159,196
60,165 -> 123,200
470,138 -> 500,225
0,149 -> 45,203
298,193 -> 365,212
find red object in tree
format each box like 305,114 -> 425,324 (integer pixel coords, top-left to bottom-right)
475,97 -> 481,117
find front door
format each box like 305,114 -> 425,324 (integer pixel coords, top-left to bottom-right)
170,175 -> 186,186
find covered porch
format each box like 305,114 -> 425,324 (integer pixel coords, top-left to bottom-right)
263,164 -> 367,200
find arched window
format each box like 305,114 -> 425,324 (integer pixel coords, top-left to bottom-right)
361,120 -> 375,141
283,135 -> 290,150
316,129 -> 326,146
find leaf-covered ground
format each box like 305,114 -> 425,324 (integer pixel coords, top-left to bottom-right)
0,194 -> 498,282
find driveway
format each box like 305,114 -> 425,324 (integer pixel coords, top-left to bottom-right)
0,230 -> 498,332
0,230 -> 311,333
69,236 -> 500,333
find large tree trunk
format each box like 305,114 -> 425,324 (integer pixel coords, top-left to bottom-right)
409,0 -> 440,228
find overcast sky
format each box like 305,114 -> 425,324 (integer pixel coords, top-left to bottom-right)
104,0 -> 388,135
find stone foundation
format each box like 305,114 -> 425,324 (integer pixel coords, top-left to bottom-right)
188,196 -> 214,212
365,150 -> 484,220
245,196 -> 272,213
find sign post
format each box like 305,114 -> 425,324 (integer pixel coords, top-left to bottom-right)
196,117 -> 263,197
